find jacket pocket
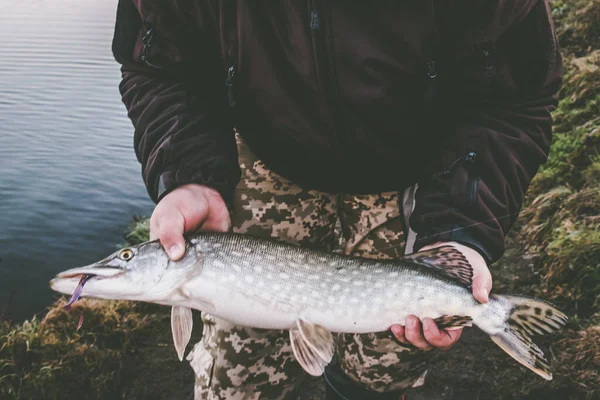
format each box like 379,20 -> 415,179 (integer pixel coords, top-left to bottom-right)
442,43 -> 503,105
441,1 -> 560,104
131,8 -> 189,71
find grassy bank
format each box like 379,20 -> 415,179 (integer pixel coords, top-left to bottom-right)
0,218 -> 202,400
519,0 -> 600,324
2,1 -> 599,398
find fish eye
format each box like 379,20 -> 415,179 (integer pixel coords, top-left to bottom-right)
119,249 -> 134,261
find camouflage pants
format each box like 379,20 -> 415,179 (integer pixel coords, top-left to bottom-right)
187,134 -> 431,399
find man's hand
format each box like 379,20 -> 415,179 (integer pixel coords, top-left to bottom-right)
150,184 -> 231,261
390,241 -> 492,351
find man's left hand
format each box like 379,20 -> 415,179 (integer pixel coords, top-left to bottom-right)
390,241 -> 492,351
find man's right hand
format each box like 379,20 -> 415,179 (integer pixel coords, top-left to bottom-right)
149,184 -> 231,261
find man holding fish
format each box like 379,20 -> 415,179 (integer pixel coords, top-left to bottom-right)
108,1 -> 563,398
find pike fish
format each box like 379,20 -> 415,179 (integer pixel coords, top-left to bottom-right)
49,232 -> 567,380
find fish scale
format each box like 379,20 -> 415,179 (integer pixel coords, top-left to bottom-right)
50,231 -> 568,380
190,234 -> 480,332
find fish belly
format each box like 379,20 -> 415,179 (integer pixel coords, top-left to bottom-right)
184,276 -> 298,330
184,271 -> 476,334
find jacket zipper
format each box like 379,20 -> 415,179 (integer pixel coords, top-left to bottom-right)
225,57 -> 236,107
224,3 -> 238,108
309,1 -> 342,149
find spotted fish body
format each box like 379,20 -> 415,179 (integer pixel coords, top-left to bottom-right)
50,232 -> 567,380
189,234 -> 482,333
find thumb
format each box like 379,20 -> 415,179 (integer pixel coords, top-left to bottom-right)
472,266 -> 492,303
156,211 -> 186,261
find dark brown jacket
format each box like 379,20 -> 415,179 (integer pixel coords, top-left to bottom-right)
112,1 -> 563,263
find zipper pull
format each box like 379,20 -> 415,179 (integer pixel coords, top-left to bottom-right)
465,151 -> 477,162
310,9 -> 320,30
427,60 -> 437,79
140,25 -> 162,69
483,49 -> 495,79
424,60 -> 438,102
433,151 -> 477,178
225,64 -> 236,107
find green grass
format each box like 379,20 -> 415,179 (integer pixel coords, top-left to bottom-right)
0,299 -> 153,399
122,216 -> 151,247
516,0 -> 600,327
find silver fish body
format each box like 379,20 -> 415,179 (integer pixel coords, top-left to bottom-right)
185,234 -> 483,333
50,232 -> 567,380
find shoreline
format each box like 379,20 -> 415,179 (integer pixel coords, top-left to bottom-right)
1,1 -> 599,398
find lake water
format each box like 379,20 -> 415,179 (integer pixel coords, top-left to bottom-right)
0,0 -> 155,322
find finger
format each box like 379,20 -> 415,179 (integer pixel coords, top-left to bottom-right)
446,328 -> 463,343
156,211 -> 186,261
472,266 -> 493,303
177,193 -> 209,234
200,201 -> 231,233
390,324 -> 408,345
422,318 -> 462,350
149,215 -> 159,241
404,316 -> 432,351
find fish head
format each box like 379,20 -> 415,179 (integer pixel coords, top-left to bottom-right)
50,239 -> 202,303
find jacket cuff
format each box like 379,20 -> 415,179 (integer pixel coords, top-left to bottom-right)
153,166 -> 239,206
413,224 -> 495,264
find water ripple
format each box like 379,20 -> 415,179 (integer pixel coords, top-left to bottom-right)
0,0 -> 154,321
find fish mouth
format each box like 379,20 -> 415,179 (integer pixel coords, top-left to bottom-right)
55,266 -> 125,280
51,267 -> 126,310
50,266 -> 126,300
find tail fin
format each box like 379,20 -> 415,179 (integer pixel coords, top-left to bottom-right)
490,295 -> 568,380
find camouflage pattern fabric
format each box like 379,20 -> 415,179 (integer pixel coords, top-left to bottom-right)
334,194 -> 433,395
187,134 -> 431,399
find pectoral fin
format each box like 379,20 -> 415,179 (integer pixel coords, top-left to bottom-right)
171,306 -> 193,361
289,319 -> 334,376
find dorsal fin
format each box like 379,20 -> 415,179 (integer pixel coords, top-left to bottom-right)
403,246 -> 473,287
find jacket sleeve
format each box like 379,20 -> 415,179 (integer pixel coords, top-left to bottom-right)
410,1 -> 563,263
112,0 -> 240,204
